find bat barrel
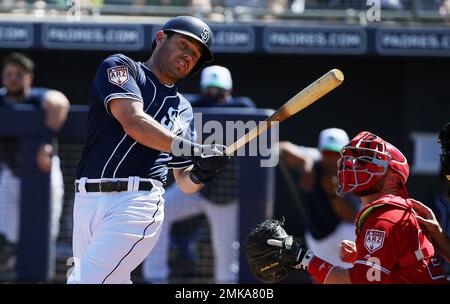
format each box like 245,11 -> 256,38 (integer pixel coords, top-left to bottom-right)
225,69 -> 344,156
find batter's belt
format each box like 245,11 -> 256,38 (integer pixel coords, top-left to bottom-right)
75,178 -> 154,193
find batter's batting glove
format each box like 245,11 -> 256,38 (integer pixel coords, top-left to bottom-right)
171,137 -> 228,184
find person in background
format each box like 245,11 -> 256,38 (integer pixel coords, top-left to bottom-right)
0,52 -> 69,279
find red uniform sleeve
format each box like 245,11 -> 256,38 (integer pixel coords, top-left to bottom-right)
348,207 -> 401,284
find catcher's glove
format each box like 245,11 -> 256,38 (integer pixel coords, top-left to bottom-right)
244,219 -> 314,283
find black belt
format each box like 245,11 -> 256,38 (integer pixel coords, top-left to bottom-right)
76,181 -> 153,193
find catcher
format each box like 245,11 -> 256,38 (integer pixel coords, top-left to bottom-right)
245,131 -> 447,284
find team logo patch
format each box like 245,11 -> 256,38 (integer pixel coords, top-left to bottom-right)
107,65 -> 129,86
364,229 -> 385,253
201,28 -> 210,43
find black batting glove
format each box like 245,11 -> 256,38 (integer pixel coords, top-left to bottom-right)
171,137 -> 228,184
189,145 -> 227,184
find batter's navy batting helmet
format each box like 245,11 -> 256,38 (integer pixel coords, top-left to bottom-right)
152,16 -> 213,76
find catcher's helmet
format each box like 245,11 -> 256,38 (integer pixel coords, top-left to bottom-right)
152,16 -> 213,76
337,131 -> 409,198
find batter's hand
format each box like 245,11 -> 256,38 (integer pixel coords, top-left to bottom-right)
339,240 -> 357,264
189,144 -> 227,184
171,137 -> 227,184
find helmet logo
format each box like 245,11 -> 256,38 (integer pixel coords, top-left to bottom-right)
201,28 -> 210,43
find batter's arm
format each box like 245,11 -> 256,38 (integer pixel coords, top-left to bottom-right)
173,166 -> 204,194
109,98 -> 176,153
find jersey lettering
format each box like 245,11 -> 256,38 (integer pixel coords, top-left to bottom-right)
160,107 -> 183,135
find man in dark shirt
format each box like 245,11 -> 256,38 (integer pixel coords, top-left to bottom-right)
0,52 -> 69,277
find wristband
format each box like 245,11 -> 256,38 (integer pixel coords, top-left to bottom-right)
189,170 -> 203,185
307,256 -> 335,284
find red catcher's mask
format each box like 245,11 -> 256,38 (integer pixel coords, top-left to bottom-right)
337,131 -> 409,197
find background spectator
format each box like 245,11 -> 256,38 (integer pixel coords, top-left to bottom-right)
0,52 -> 69,280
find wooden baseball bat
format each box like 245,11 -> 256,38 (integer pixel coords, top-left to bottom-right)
225,69 -> 344,156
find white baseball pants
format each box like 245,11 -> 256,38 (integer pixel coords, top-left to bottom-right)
67,178 -> 165,284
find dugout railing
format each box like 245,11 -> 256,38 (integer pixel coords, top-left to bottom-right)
0,105 -> 275,283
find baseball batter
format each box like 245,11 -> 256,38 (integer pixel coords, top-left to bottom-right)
67,16 -> 226,284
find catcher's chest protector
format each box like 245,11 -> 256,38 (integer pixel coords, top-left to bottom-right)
356,196 -> 435,268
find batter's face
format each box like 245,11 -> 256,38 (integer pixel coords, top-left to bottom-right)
157,32 -> 202,79
1,63 -> 33,96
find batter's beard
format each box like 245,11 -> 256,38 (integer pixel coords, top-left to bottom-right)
165,63 -> 190,81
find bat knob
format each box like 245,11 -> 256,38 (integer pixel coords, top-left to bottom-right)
331,69 -> 344,82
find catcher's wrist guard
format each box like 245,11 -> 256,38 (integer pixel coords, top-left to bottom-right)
306,256 -> 335,284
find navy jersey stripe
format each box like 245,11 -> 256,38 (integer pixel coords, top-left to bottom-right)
113,141 -> 138,178
101,134 -> 128,180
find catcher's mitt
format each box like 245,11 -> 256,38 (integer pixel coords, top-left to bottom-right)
244,219 -> 308,283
